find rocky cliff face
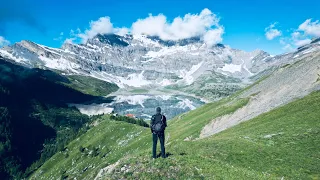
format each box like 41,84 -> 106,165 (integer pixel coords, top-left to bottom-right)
1,34 -> 319,91
201,45 -> 320,137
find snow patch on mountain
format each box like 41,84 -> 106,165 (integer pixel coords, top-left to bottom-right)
117,71 -> 151,87
179,61 -> 204,85
141,59 -> 155,64
132,35 -> 161,47
143,44 -> 202,59
156,95 -> 172,101
0,49 -> 26,63
159,79 -> 174,86
113,95 -> 150,108
90,71 -> 151,88
242,63 -> 253,75
219,63 -> 242,73
39,56 -> 80,73
68,103 -> 114,116
302,49 -> 315,55
64,48 -> 76,55
176,98 -> 196,110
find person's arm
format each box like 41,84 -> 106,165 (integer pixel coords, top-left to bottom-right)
163,116 -> 167,128
150,115 -> 155,133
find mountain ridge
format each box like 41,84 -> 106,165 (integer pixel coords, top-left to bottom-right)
1,34 -> 319,101
1,34 -> 267,83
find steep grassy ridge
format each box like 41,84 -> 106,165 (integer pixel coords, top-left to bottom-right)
62,75 -> 118,97
31,90 -> 320,179
30,96 -> 249,179
103,90 -> 320,179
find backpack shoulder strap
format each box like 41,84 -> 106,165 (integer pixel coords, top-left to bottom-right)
161,115 -> 164,123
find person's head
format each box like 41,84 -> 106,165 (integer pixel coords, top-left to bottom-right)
156,107 -> 161,114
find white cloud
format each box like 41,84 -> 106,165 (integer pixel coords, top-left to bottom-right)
54,32 -> 64,41
132,14 -> 167,37
279,32 -> 311,51
266,29 -> 282,40
293,38 -> 311,46
70,29 -> 76,36
131,8 -> 224,46
66,8 -> 224,46
298,19 -> 320,37
78,17 -> 114,43
282,44 -> 294,52
290,31 -> 312,47
203,28 -> 224,47
265,23 -> 282,40
114,27 -> 130,36
291,31 -> 301,39
279,38 -> 286,45
64,38 -> 76,44
63,30 -> 78,44
278,19 -> 320,52
0,36 -> 10,46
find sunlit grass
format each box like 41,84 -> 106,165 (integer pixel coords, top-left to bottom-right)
30,89 -> 320,179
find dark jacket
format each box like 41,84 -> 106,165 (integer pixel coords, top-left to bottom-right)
150,114 -> 167,134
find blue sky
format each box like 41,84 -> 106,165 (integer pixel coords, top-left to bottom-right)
0,0 -> 319,55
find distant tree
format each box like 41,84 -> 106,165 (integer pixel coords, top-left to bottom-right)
111,115 -> 149,127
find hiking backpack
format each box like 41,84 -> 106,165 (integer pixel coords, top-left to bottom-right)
152,115 -> 165,133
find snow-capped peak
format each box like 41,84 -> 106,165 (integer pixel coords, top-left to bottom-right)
2,33 -> 316,89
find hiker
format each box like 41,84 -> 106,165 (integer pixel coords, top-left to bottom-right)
150,107 -> 167,159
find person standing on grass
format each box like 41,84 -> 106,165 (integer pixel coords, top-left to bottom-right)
150,107 -> 167,159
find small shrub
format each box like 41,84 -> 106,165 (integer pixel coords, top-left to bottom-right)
91,147 -> 99,157
79,145 -> 85,153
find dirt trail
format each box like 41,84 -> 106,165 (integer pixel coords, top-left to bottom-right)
200,52 -> 320,138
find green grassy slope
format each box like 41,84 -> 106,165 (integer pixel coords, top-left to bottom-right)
30,117 -> 151,179
31,89 -> 320,179
106,90 -> 320,180
62,75 -> 119,97
29,96 -> 249,179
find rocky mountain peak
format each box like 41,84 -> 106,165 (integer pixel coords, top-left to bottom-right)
146,36 -> 202,47
1,33 -> 319,89
90,33 -> 130,47
311,37 -> 320,44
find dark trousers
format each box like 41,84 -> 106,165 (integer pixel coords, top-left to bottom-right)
152,133 -> 165,158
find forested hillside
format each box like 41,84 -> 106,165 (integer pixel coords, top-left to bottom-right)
0,57 -> 118,179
